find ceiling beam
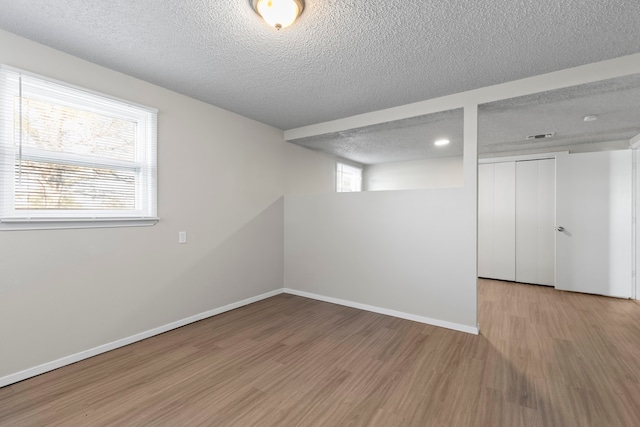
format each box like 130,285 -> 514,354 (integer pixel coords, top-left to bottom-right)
285,53 -> 640,141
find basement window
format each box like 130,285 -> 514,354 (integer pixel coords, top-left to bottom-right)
0,66 -> 158,230
336,162 -> 362,192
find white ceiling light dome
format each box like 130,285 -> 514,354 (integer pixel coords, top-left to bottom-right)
252,0 -> 305,30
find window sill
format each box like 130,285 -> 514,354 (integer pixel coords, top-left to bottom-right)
0,217 -> 159,231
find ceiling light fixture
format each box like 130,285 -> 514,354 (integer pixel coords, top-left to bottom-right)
583,115 -> 598,122
434,139 -> 450,146
252,0 -> 304,30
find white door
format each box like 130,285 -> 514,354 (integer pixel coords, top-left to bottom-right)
478,163 -> 516,281
515,159 -> 555,286
556,151 -> 633,298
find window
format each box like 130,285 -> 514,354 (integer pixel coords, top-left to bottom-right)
0,66 -> 157,230
336,162 -> 362,192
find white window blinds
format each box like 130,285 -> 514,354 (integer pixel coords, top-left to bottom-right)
336,162 -> 362,192
0,66 -> 158,230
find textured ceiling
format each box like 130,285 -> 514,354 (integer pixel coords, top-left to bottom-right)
288,75 -> 640,164
0,1 -> 639,130
478,74 -> 640,157
290,109 -> 463,165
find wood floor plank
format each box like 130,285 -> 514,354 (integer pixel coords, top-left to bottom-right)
1,279 -> 640,426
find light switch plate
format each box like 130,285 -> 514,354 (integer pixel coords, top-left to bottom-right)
178,231 -> 187,244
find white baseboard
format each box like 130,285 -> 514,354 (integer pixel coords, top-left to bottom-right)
0,289 -> 283,389
1,287 -> 479,388
283,288 -> 479,335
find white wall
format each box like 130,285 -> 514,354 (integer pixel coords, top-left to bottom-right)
364,156 -> 463,191
285,143 -> 336,194
285,142 -> 365,194
284,107 -> 478,332
284,188 -> 477,329
0,30 -> 285,381
285,144 -> 463,194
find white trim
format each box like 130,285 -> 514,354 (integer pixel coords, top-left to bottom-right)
0,66 -> 158,226
479,151 -> 568,164
0,289 -> 283,388
0,64 -> 157,113
0,286 -> 482,388
464,104 -> 480,334
631,133 -> 640,149
283,288 -> 479,335
0,217 -> 160,231
633,145 -> 636,300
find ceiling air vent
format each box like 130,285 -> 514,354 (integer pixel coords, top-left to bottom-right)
526,133 -> 555,140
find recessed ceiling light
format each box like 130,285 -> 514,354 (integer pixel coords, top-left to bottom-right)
583,115 -> 598,122
434,139 -> 450,146
252,0 -> 304,30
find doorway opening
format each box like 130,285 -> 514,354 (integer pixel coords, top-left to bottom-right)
477,74 -> 640,301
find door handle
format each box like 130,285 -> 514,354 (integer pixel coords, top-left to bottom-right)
555,226 -> 565,232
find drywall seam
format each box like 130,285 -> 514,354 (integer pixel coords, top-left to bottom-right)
0,289 -> 284,388
283,288 -> 479,335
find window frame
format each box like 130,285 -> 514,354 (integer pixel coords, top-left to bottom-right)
0,65 -> 158,231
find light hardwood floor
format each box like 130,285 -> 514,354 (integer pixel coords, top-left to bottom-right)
1,279 -> 639,426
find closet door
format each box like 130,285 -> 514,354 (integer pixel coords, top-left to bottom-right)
515,159 -> 555,286
478,162 -> 516,281
478,164 -> 495,278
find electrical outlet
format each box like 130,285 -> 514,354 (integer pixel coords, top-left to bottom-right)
178,231 -> 187,244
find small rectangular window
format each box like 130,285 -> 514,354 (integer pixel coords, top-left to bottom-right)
0,66 -> 158,230
336,162 -> 362,192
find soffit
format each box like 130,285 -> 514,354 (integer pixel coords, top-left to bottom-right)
288,75 -> 640,164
